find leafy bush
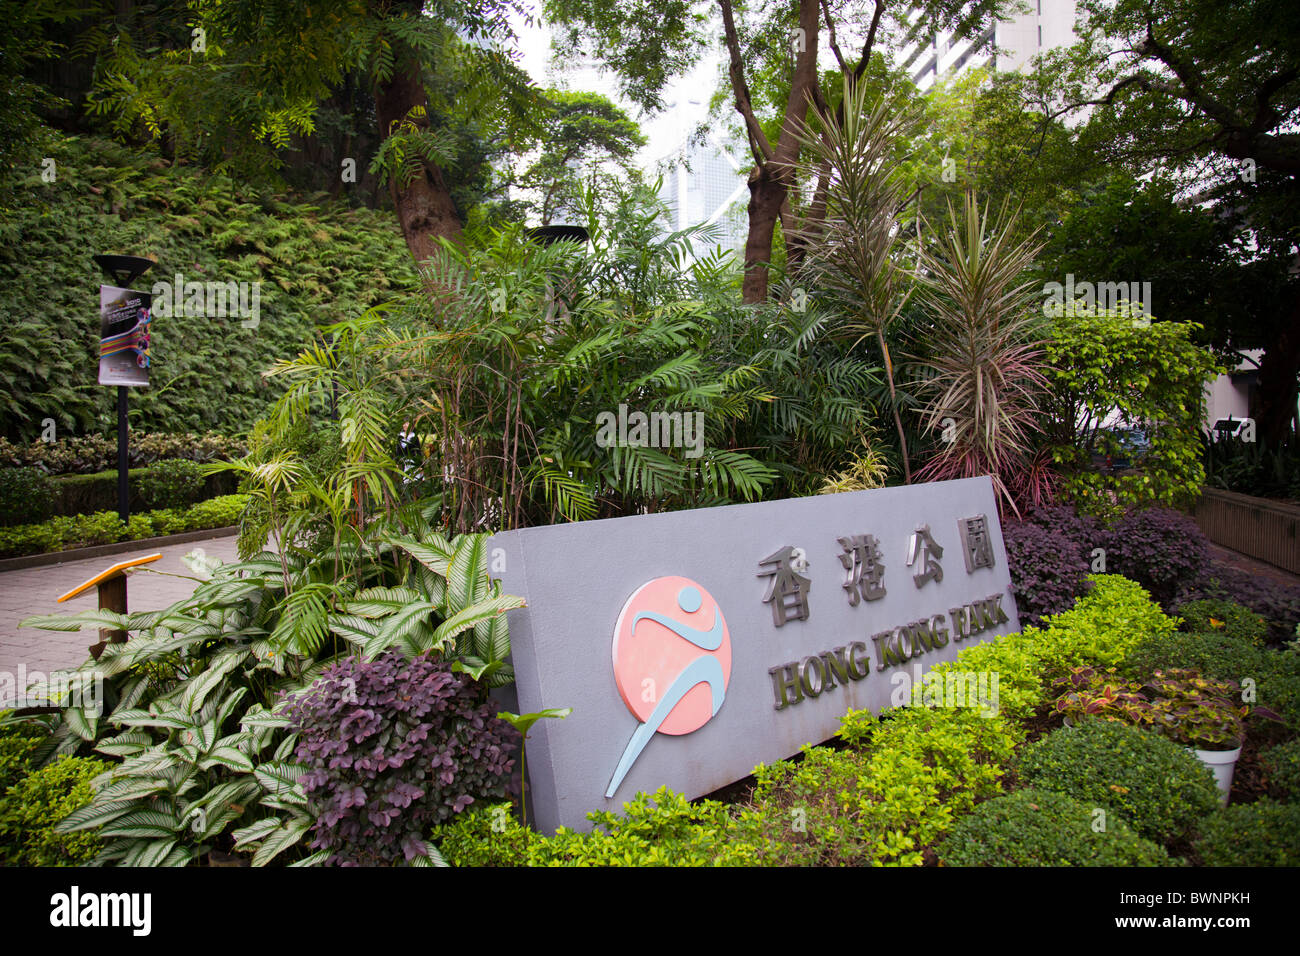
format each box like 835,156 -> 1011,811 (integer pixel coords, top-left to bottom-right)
950,635 -> 1046,724
1181,564 -> 1300,647
1003,519 -> 1090,625
1044,308 -> 1220,514
1097,508 -> 1210,608
0,432 -> 246,475
438,788 -> 754,867
544,789 -> 755,866
437,800 -> 536,866
182,494 -> 247,530
1195,800 -> 1300,866
936,789 -> 1172,866
1123,629 -> 1267,686
0,494 -> 250,557
287,650 -> 518,866
0,755 -> 108,866
1027,574 -> 1177,680
1175,598 -> 1268,647
1021,503 -> 1105,542
1015,719 -> 1219,844
0,716 -> 45,794
0,466 -> 54,526
746,704 -> 1024,867
1261,739 -> 1300,801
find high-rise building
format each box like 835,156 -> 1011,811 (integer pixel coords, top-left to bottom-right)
899,0 -> 1078,90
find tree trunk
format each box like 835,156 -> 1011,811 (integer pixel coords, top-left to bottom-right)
373,63 -> 463,263
727,0 -> 821,304
742,166 -> 786,303
1254,297 -> 1300,445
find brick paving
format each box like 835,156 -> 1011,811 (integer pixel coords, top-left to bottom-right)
0,533 -> 241,707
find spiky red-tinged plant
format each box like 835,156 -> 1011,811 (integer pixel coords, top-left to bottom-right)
911,192 -> 1051,517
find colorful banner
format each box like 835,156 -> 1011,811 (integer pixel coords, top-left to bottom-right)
98,285 -> 152,387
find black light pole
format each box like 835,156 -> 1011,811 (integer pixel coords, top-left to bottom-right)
93,254 -> 156,523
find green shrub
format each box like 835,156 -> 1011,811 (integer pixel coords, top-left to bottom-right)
0,755 -> 109,866
0,494 -> 249,557
437,802 -> 536,866
1015,719 -> 1219,844
0,432 -> 245,475
0,716 -> 45,794
0,466 -> 54,527
752,703 -> 1024,866
936,789 -> 1173,866
139,458 -> 206,510
540,789 -> 755,866
1123,629 -> 1266,684
150,508 -> 189,536
1195,800 -> 1300,866
1028,574 -> 1177,679
1176,598 -> 1268,647
438,789 -> 754,867
930,630 -> 1046,726
1261,739 -> 1300,801
184,494 -> 246,530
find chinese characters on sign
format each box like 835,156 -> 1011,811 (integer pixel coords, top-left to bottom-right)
756,546 -> 811,627
958,514 -> 995,573
759,515 -> 990,624
838,534 -> 886,606
906,524 -> 944,588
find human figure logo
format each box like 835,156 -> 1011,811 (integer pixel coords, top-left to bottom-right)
605,576 -> 731,797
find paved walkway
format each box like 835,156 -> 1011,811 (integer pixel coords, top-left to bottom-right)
0,533 -> 241,707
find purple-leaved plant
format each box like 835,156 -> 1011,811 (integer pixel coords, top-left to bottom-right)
287,650 -> 517,866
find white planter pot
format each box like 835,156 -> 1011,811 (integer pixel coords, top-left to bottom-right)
1192,746 -> 1241,806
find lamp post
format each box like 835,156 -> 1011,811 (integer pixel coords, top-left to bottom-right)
93,254 -> 155,523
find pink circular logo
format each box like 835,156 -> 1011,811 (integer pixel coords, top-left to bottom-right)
611,576 -> 731,736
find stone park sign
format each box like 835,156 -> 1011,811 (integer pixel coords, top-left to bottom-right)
488,476 -> 1021,833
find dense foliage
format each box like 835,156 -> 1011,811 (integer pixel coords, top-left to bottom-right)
1194,800 -> 1300,867
19,516 -> 524,867
0,494 -> 249,558
0,432 -> 245,475
1002,519 -> 1090,625
1261,739 -> 1300,801
0,755 -> 108,866
1015,720 -> 1221,844
0,134 -> 418,442
1042,308 -> 1221,515
1097,507 -> 1210,607
287,651 -> 517,866
1175,598 -> 1268,647
936,789 -> 1172,867
0,466 -> 55,526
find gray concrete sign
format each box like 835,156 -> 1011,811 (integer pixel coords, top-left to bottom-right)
489,476 -> 1021,833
